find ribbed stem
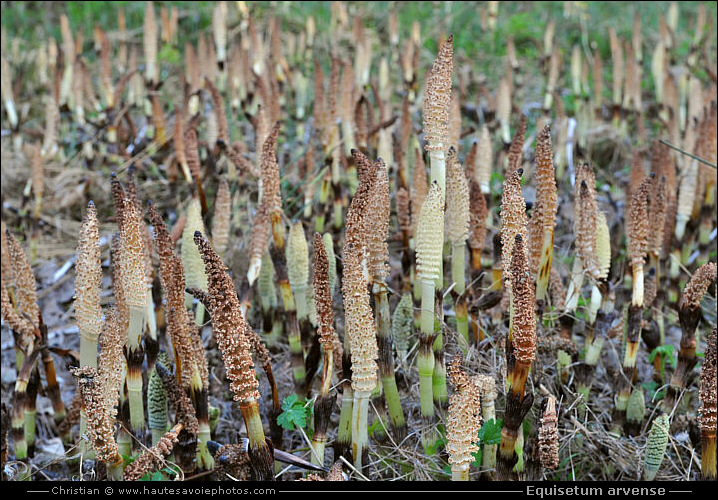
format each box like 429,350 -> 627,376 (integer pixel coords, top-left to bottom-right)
11,390 -> 27,461
452,243 -> 470,349
420,280 -> 435,338
451,244 -> 466,295
294,287 -> 309,323
452,465 -> 469,481
632,262 -> 645,307
429,148 -> 446,196
613,305 -> 643,435
127,306 -> 146,431
80,336 -> 98,370
455,295 -> 469,350
315,172 -> 332,233
373,283 -> 407,440
311,392 -> 334,467
335,382 -> 354,461
311,436 -> 326,467
351,391 -> 371,471
418,339 -> 435,418
107,459 -> 125,481
272,235 -> 306,396
151,428 -> 167,445
24,365 -> 40,453
432,338 -> 448,404
240,400 -> 273,481
197,421 -> 214,471
117,425 -> 132,458
703,434 -> 717,480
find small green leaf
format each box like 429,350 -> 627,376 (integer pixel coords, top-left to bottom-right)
648,344 -> 676,369
277,394 -> 311,430
477,418 -> 503,445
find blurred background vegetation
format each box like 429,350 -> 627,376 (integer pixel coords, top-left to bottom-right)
2,1 -> 715,61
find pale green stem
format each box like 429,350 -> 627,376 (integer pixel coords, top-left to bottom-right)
420,280 -> 435,336
351,391 -> 371,471
452,465 -> 469,481
197,422 -> 214,470
418,346 -> 435,419
294,287 -> 309,323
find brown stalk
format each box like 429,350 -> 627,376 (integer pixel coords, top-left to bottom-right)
187,232 -> 274,480
124,423 -> 183,481
71,366 -> 124,479
530,125 -> 558,303
118,195 -> 149,431
538,396 -> 559,470
311,232 -> 338,466
628,173 -> 653,307
212,176 -> 231,258
496,234 -> 536,481
506,114 -> 527,175
664,262 -> 717,414
699,327 -> 717,480
500,168 -> 528,291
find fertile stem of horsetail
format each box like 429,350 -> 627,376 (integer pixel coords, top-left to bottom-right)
476,374 -> 498,475
446,354 -> 482,481
118,197 -> 148,431
664,262 -> 717,414
531,126 -> 558,304
311,232 -> 339,467
75,201 -> 102,453
699,327 -> 717,480
366,160 -> 407,440
339,152 -> 382,468
610,174 -> 653,434
190,232 -> 274,480
564,164 -> 600,383
538,396 -> 560,470
182,197 -> 208,326
151,201 -> 214,471
81,308 -> 125,480
445,148 -> 470,349
415,181 -> 445,448
76,202 -> 102,370
72,367 -> 125,481
423,33 -> 453,295
628,174 -> 653,308
123,423 -> 183,481
261,124 -> 306,397
342,244 -> 378,471
496,234 -> 536,481
4,229 -> 42,455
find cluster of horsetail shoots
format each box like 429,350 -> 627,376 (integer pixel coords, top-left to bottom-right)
0,1 -> 716,484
